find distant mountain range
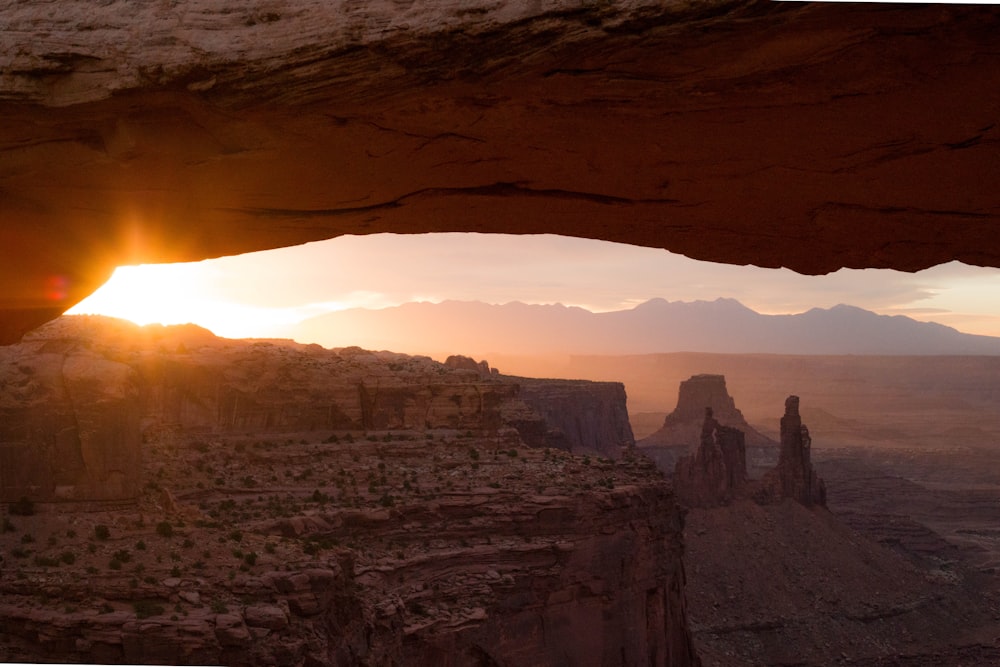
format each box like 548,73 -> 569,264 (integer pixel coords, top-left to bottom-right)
282,298 -> 1000,357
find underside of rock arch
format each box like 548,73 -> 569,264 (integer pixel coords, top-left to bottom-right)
1,0 -> 998,343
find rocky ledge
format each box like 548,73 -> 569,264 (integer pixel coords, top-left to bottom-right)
0,316 -> 634,502
0,432 -> 699,665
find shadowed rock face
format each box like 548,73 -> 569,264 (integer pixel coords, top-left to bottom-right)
642,373 -> 773,449
758,395 -> 827,507
673,407 -> 748,508
2,1 -> 999,342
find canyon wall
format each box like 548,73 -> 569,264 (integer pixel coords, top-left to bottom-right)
516,378 -> 635,459
0,317 -> 635,501
0,389 -> 701,665
673,408 -> 748,508
639,373 -> 774,474
0,337 -> 141,501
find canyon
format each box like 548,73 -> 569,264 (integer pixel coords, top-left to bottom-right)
0,316 -> 634,503
4,319 -> 1000,665
0,316 -> 697,665
2,1 -> 999,663
634,372 -> 1000,665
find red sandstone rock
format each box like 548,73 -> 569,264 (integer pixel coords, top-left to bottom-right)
758,396 -> 827,507
642,374 -> 774,449
2,3 -> 999,344
673,408 -> 748,508
0,316 -> 634,501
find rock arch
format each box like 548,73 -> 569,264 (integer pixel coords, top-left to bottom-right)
2,1 -> 998,342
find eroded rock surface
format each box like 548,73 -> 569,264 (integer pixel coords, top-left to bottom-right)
0,420 -> 700,666
673,408 -> 748,508
2,2 -> 999,342
0,316 -> 634,502
639,373 -> 773,473
0,334 -> 141,501
758,395 -> 827,507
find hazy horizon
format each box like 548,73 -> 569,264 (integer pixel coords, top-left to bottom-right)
67,232 -> 1000,341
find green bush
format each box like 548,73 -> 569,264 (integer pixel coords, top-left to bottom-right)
10,496 -> 35,516
133,599 -> 165,619
156,522 -> 173,538
94,525 -> 110,540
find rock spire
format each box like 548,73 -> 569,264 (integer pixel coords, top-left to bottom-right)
673,407 -> 748,507
758,396 -> 826,507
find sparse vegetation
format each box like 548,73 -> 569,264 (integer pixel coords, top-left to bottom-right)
10,496 -> 35,516
133,599 -> 165,619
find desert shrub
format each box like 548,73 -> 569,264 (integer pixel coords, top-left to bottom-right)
244,551 -> 258,566
108,558 -> 122,570
33,555 -> 59,567
136,539 -> 147,550
112,549 -> 131,563
156,521 -> 173,538
10,496 -> 35,516
2,518 -> 15,533
59,551 -> 76,565
210,599 -> 228,614
228,530 -> 243,542
20,533 -> 34,544
94,525 -> 110,540
133,599 -> 165,619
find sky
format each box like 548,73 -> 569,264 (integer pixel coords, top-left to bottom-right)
67,233 -> 1000,340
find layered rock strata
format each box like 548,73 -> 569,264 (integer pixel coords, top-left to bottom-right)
0,336 -> 141,501
0,435 -> 701,666
0,316 -> 634,502
639,373 -> 774,473
642,375 -> 773,449
515,378 -> 635,459
673,408 -> 748,508
642,374 -> 826,509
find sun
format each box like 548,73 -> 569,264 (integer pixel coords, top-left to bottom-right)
66,263 -> 301,339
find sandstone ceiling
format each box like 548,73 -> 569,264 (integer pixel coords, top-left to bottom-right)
1,0 -> 999,344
